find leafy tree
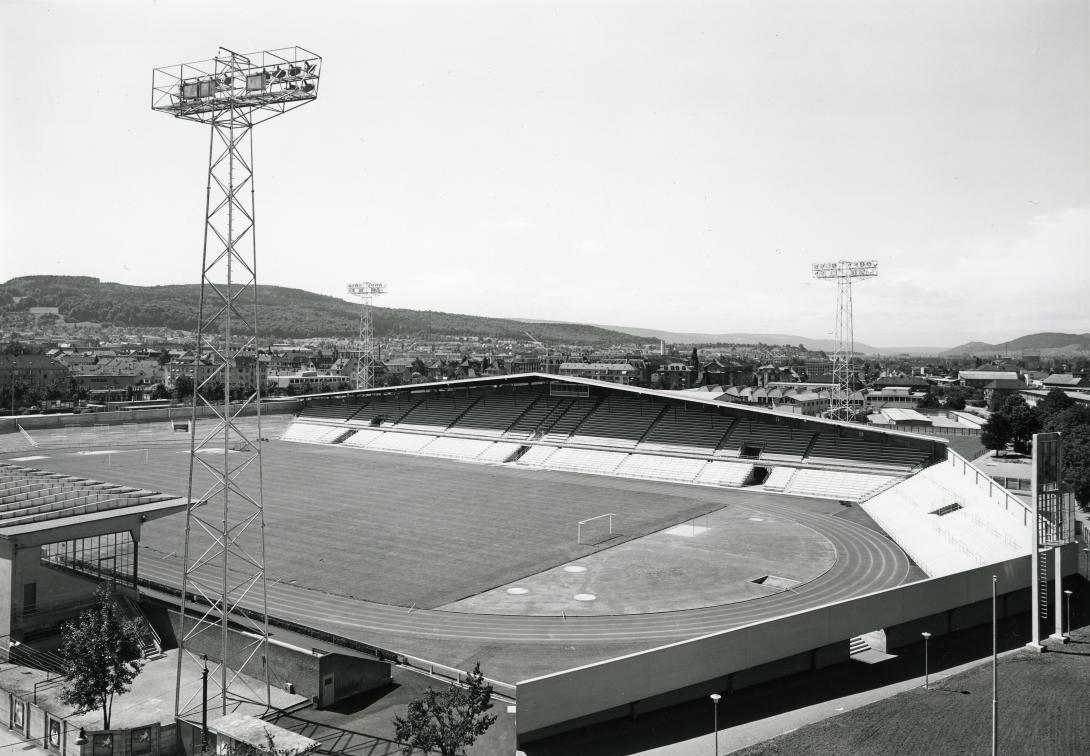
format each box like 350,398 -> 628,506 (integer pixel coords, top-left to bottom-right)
1006,403 -> 1041,455
917,392 -> 940,410
151,383 -> 171,400
1037,388 -> 1074,422
59,586 -> 145,729
981,412 -> 1013,456
393,663 -> 497,756
173,375 -> 194,401
1060,425 -> 1090,508
944,387 -> 968,411
1045,404 -> 1090,435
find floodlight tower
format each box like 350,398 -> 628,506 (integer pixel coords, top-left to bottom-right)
811,260 -> 878,420
152,46 -> 321,720
347,282 -> 388,389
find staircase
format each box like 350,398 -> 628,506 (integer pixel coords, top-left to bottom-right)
849,636 -> 870,656
118,594 -> 164,659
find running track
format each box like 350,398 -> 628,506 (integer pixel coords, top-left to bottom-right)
136,497 -> 913,644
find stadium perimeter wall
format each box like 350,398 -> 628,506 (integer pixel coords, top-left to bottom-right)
515,546 -> 1078,743
1,400 -> 302,432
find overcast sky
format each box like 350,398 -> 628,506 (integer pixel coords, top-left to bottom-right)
1,0 -> 1087,348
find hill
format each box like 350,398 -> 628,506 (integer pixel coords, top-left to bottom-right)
0,276 -> 653,345
942,332 -> 1090,356
579,323 -> 944,355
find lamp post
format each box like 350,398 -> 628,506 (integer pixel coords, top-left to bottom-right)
921,631 -> 932,690
710,693 -> 721,755
992,575 -> 998,756
1082,547 -> 1088,580
1064,589 -> 1073,638
201,654 -> 209,755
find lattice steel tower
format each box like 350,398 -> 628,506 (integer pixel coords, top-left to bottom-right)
347,282 -> 388,389
152,46 -> 321,719
811,260 -> 878,421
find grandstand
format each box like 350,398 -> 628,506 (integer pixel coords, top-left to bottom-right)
276,374 -> 943,503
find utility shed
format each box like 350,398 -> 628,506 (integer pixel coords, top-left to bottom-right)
208,713 -> 319,755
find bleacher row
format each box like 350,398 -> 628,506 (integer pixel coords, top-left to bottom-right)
280,419 -> 896,501
295,391 -> 930,473
0,463 -> 176,527
859,456 -> 1031,577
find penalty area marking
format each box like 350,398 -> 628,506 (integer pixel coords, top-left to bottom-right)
76,450 -> 119,456
563,565 -> 587,573
9,455 -> 48,461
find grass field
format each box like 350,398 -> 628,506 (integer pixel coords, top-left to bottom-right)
7,441 -> 833,610
733,625 -> 1090,756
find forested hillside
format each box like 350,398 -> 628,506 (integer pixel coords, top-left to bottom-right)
0,276 -> 652,344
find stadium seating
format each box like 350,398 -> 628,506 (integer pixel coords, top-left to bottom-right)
540,399 -> 600,443
505,398 -> 571,440
340,428 -> 385,448
418,437 -> 495,461
861,457 -> 1030,576
515,445 -> 559,467
639,408 -> 735,454
781,468 -> 895,502
366,432 -> 437,454
297,401 -> 367,422
476,442 -> 524,463
615,454 -> 707,483
695,461 -> 754,487
454,393 -> 544,436
281,421 -> 351,445
395,395 -> 479,432
807,432 -> 928,472
718,418 -> 813,461
570,397 -> 665,448
761,466 -> 797,492
542,448 -> 628,476
349,395 -> 422,427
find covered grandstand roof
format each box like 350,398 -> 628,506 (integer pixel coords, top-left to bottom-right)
0,462 -> 186,545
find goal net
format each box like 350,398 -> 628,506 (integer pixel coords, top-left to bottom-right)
578,513 -> 617,546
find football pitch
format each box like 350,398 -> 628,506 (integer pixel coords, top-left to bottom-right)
9,440 -> 824,609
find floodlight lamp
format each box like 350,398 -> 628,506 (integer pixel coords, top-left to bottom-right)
301,81 -> 315,93
246,73 -> 265,91
287,82 -> 298,91
275,68 -> 287,80
223,74 -> 233,86
289,65 -> 301,76
304,60 -> 315,73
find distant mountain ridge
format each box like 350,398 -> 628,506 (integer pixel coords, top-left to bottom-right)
0,276 -> 654,345
942,332 -> 1090,356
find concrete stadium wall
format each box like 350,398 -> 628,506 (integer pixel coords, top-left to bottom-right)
2,400 -> 302,432
515,546 -> 1078,742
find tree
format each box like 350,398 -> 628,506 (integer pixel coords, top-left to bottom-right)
981,412 -> 1013,456
1037,388 -> 1074,422
1006,403 -> 1041,455
59,586 -> 145,730
151,383 -> 170,400
173,375 -> 194,401
1060,425 -> 1090,508
393,663 -> 497,756
944,387 -> 968,411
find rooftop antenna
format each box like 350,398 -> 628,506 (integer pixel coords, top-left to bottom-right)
347,282 -> 388,389
811,260 -> 878,420
152,45 -> 321,720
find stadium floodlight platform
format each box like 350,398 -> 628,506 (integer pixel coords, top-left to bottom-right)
152,45 -> 321,723
152,46 -> 320,124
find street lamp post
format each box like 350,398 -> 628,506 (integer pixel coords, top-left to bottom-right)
710,693 -> 721,755
992,575 -> 998,756
921,632 -> 932,690
1064,589 -> 1073,638
201,654 -> 209,755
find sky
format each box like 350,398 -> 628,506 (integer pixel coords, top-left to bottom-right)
1,0 -> 1087,348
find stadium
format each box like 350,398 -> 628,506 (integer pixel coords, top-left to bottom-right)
0,373 -> 1074,748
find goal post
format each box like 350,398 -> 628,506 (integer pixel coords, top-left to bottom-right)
578,513 -> 616,545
